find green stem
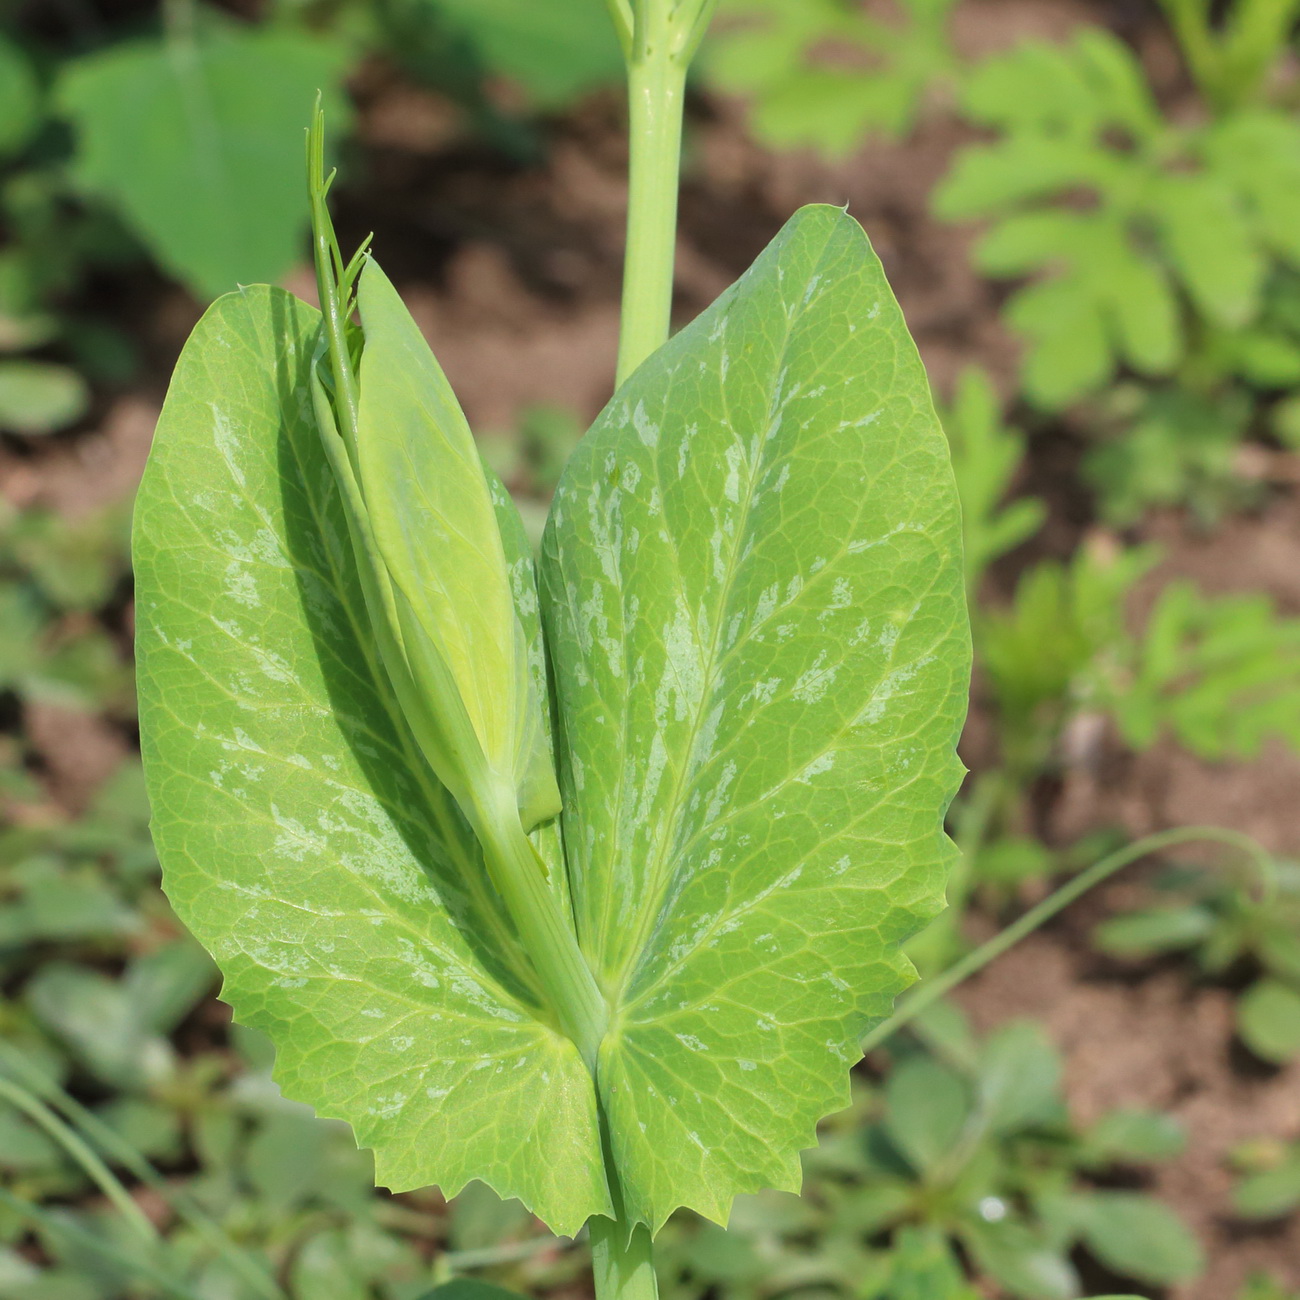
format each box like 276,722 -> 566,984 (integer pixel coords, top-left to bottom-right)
863,825 -> 1275,1055
0,1188 -> 203,1300
590,1217 -> 660,1300
469,787 -> 608,1071
308,104 -> 362,449
0,1075 -> 158,1246
440,1232 -> 575,1272
617,8 -> 688,386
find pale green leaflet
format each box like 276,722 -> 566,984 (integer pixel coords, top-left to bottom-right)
352,261 -> 560,832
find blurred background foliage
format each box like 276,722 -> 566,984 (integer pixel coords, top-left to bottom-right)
1,0 -> 1300,1296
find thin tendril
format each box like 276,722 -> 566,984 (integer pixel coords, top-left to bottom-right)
0,1045 -> 285,1299
0,1074 -> 157,1244
862,826 -> 1276,1056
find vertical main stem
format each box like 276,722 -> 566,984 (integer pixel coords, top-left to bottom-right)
590,1217 -> 660,1300
592,10 -> 712,1300
616,20 -> 687,386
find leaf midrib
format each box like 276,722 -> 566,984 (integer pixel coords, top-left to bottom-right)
603,226 -> 843,1010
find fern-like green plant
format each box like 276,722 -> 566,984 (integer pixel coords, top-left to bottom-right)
939,367 -> 1045,594
704,0 -> 958,158
933,27 -> 1300,411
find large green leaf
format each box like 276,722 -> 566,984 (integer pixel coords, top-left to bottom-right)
58,25 -> 348,300
542,204 -> 969,1230
132,286 -> 609,1235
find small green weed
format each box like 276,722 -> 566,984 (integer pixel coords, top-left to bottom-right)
1230,1135 -> 1300,1220
979,543 -> 1300,779
704,0 -> 958,158
940,367 -> 1046,594
0,502 -> 133,714
1096,859 -> 1300,1064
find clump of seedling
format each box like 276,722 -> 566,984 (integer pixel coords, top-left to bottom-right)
1097,858 -> 1300,1064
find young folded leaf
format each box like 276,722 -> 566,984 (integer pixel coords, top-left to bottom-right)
313,249 -> 606,1065
353,260 -> 561,832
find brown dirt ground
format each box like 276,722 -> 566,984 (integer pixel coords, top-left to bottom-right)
2,1 -> 1299,1294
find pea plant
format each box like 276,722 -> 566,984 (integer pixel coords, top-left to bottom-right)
129,1 -> 980,1297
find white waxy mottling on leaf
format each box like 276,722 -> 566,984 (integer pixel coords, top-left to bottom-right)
750,582 -> 779,633
209,406 -> 246,488
798,752 -> 837,782
140,220 -> 966,1239
633,400 -> 660,447
538,203 -> 965,1238
709,527 -> 728,584
703,761 -> 738,824
721,442 -> 745,505
658,596 -> 704,724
